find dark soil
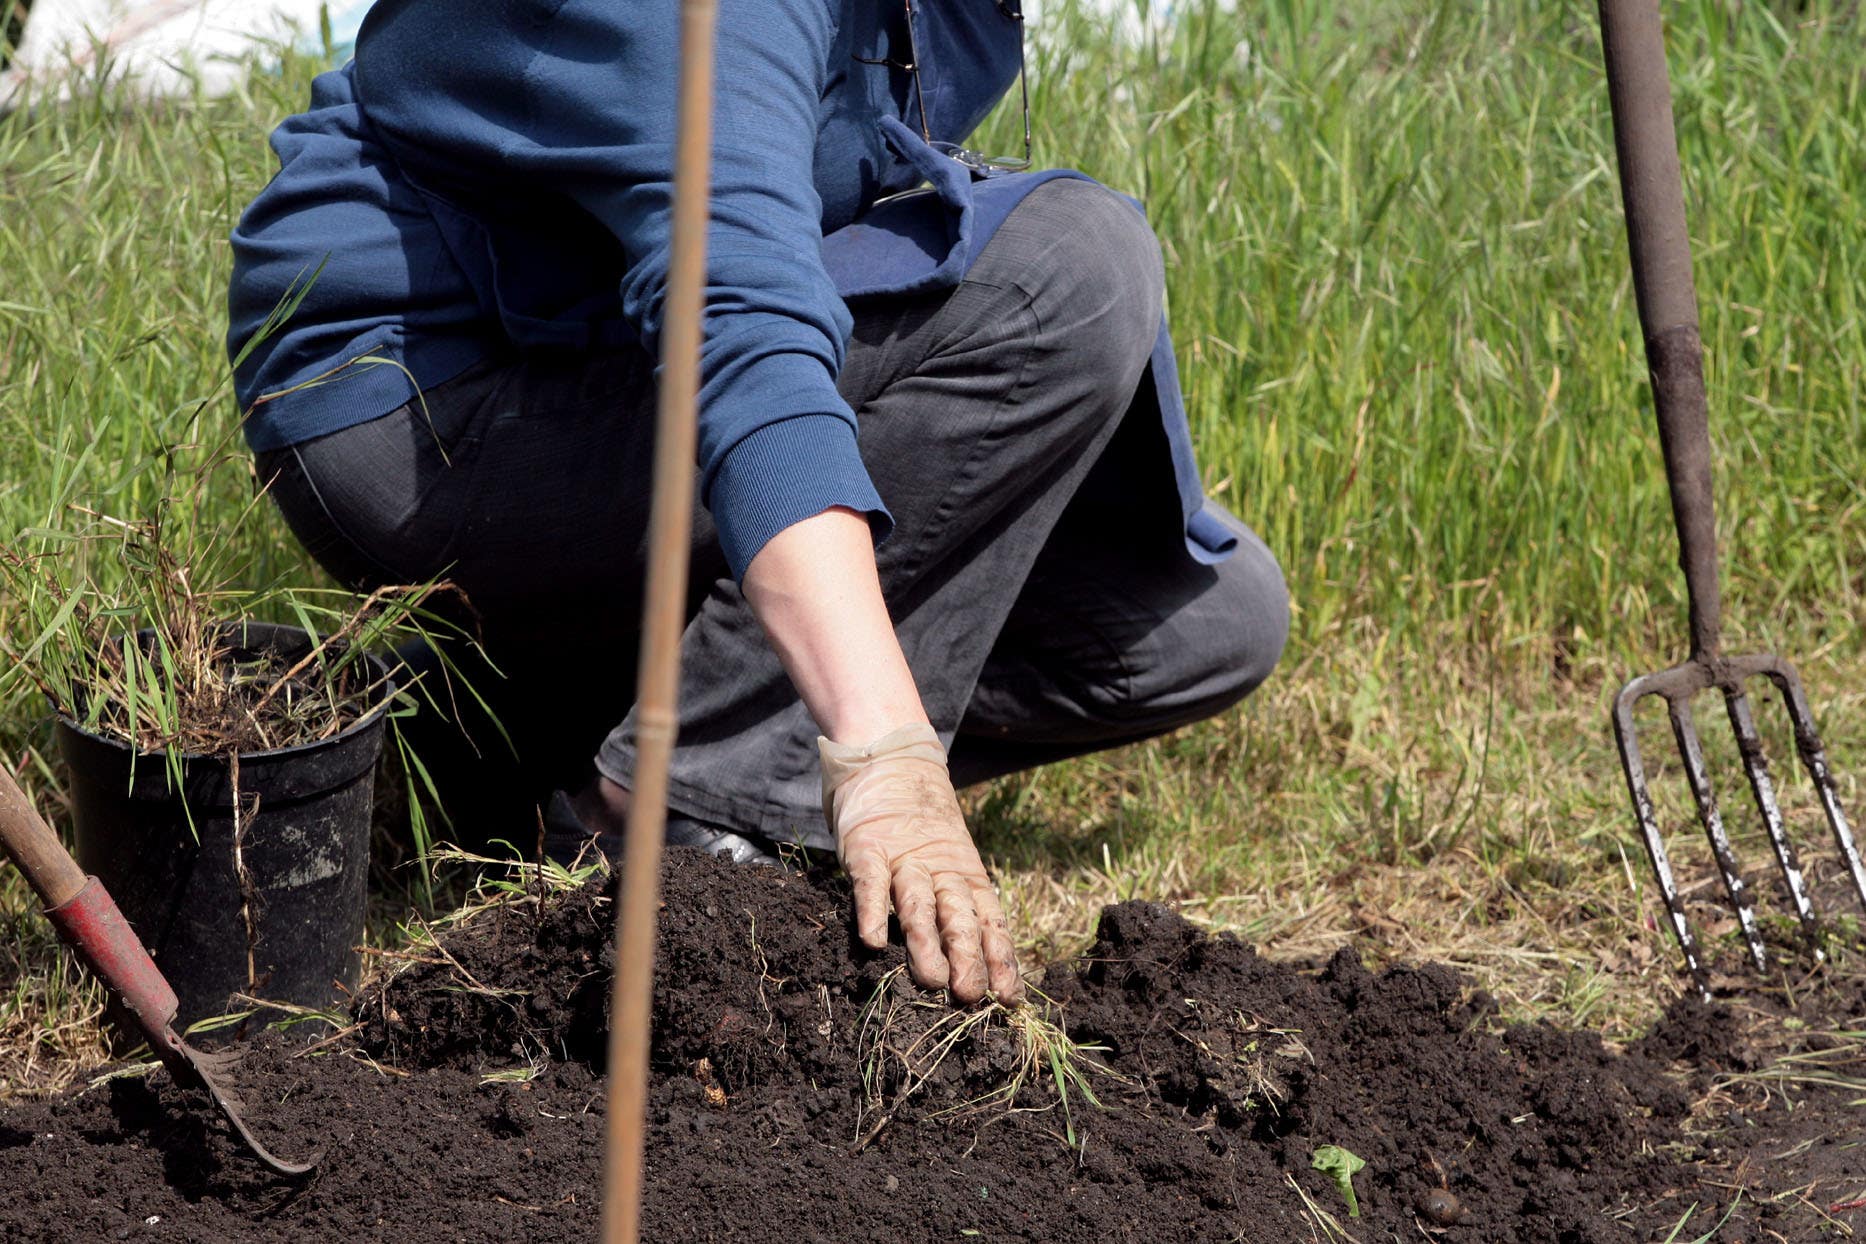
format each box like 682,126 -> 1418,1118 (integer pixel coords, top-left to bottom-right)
2,849 -> 1863,1242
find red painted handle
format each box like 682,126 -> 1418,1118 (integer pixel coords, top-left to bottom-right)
46,878 -> 181,1036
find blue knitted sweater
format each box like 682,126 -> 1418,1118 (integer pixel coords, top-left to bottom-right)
228,0 -> 1020,576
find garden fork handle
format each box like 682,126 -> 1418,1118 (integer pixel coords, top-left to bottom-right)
1599,0 -> 1721,660
0,764 -> 185,1041
0,768 -> 315,1177
0,765 -> 87,908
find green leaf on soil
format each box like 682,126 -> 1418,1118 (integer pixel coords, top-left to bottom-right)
1310,1145 -> 1367,1218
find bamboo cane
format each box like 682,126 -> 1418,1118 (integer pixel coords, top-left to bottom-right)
600,1 -> 718,1240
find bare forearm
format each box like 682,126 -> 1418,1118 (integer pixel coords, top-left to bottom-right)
741,507 -> 926,744
742,507 -> 1020,1002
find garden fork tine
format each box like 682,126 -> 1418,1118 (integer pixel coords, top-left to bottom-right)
1599,0 -> 1862,993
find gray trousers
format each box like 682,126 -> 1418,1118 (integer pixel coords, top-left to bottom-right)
259,180 -> 1289,850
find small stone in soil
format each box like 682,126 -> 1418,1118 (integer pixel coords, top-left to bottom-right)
1420,1188 -> 1461,1225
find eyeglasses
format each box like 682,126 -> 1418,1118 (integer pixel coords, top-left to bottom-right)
856,0 -> 1031,176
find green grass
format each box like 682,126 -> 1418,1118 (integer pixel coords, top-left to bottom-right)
3,0 -> 1865,1093
1005,0 -> 1866,659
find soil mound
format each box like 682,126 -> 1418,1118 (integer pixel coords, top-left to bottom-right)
0,848 -> 1850,1241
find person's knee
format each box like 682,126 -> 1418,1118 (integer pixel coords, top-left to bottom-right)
1141,525 -> 1290,727
1209,531 -> 1291,704
1035,179 -> 1165,324
993,180 -> 1165,392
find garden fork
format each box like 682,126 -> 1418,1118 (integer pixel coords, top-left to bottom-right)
0,766 -> 316,1175
1599,0 -> 1866,992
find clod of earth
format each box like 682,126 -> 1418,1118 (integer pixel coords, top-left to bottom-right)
0,848 -> 1861,1241
1421,1186 -> 1462,1225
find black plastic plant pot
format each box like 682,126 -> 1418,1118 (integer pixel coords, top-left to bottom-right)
53,620 -> 392,1037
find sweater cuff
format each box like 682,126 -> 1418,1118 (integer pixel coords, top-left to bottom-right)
707,414 -> 893,579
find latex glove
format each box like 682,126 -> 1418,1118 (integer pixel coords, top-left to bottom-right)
820,724 -> 1023,1004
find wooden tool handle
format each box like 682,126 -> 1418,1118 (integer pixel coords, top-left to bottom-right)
0,764 -> 87,909
1598,0 -> 1723,660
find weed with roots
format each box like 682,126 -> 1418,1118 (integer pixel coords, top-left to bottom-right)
854,966 -> 1120,1152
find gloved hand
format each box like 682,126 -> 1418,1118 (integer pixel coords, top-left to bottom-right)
820,724 -> 1023,1004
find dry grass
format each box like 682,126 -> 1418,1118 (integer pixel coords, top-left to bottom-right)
5,629 -> 1863,1097
0,752 -> 107,1098
0,926 -> 105,1099
977,631 -> 1866,1044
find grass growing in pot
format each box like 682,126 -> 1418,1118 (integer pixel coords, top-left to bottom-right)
0,419 -> 506,1035
0,422 -> 496,892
